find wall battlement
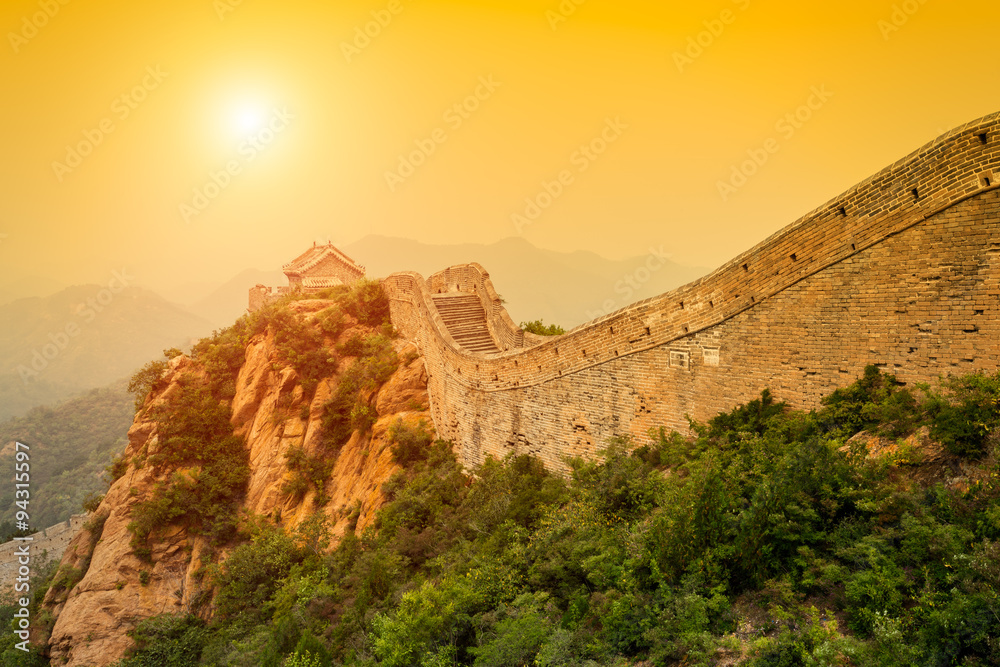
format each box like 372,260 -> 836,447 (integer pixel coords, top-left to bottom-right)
0,515 -> 88,594
385,113 -> 1000,472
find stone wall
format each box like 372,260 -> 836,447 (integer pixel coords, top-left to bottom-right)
0,515 -> 88,596
248,284 -> 291,313
384,113 -> 1000,472
422,263 -> 536,352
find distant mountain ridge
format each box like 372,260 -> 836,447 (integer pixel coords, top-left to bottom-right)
160,236 -> 710,334
343,235 -> 710,328
0,284 -> 213,420
186,268 -> 286,329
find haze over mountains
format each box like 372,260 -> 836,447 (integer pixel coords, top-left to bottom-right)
131,236 -> 710,330
0,285 -> 212,420
0,236 -> 708,419
343,236 -> 710,329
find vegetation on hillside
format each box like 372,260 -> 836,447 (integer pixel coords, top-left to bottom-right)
0,284 -> 213,422
0,383 -> 133,534
91,364 -> 1000,666
6,277 -> 999,666
124,280 -> 396,561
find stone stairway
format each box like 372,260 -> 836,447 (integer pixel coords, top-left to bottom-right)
432,293 -> 501,354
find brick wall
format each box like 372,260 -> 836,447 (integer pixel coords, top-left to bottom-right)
384,113 -> 1000,472
0,515 -> 88,595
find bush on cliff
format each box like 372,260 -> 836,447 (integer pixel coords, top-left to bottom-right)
520,319 -> 566,336
127,378 -> 250,560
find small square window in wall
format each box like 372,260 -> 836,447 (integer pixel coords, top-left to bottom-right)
669,350 -> 690,370
703,348 -> 720,367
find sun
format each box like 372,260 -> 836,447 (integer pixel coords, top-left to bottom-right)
235,107 -> 265,134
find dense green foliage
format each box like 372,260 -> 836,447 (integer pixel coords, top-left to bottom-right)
318,334 -> 399,452
127,358 -> 170,412
519,320 -> 566,336
127,377 -> 250,560
0,382 -> 133,532
107,366 -> 1000,666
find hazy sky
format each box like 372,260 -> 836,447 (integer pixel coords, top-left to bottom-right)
1,0 -> 998,295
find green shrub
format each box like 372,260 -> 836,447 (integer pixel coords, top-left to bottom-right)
343,279 -> 392,328
370,577 -> 482,666
520,320 -> 566,336
388,419 -> 434,465
81,491 -> 104,513
319,333 -> 398,452
470,592 -> 554,667
191,313 -> 266,400
213,523 -> 304,621
817,364 -> 927,439
289,632 -> 332,667
283,650 -> 325,667
113,614 -> 208,667
842,544 -> 908,635
928,372 -> 1000,457
127,359 -> 169,412
282,445 -> 334,505
105,452 -> 130,484
269,308 -> 339,398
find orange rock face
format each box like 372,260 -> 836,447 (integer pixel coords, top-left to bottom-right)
43,306 -> 432,667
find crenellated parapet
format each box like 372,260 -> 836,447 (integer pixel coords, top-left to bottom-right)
386,113 -> 1000,472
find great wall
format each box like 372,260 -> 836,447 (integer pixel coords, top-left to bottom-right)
0,515 -> 86,595
381,112 -> 1000,472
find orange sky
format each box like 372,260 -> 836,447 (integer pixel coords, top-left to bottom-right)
1,0 -> 998,295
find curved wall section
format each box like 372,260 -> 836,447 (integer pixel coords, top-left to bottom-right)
385,113 -> 1000,472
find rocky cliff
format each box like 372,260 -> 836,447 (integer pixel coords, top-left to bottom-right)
40,297 -> 432,667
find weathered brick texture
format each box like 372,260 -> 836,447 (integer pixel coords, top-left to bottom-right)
384,114 -> 1000,472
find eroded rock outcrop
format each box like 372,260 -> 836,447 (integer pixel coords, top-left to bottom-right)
42,300 -> 432,667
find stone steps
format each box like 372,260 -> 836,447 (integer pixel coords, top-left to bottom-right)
432,294 -> 500,354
